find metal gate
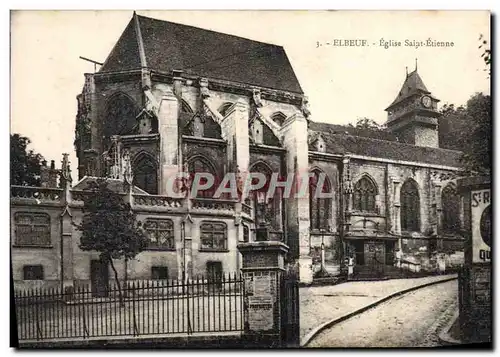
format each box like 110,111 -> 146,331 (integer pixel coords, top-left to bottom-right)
279,267 -> 300,347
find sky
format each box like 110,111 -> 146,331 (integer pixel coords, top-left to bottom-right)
10,10 -> 491,171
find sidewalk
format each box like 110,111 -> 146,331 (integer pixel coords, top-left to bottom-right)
300,274 -> 457,346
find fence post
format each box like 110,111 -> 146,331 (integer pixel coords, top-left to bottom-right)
237,241 -> 290,348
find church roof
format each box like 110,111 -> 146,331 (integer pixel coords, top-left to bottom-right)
100,13 -> 303,94
72,176 -> 148,194
386,69 -> 431,110
308,122 -> 463,168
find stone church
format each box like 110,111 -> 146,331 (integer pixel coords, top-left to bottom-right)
11,13 -> 465,291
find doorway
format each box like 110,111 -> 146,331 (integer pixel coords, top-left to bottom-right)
364,241 -> 386,267
90,259 -> 109,297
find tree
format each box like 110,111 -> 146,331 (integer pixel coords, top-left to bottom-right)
76,179 -> 149,303
349,117 -> 386,131
440,93 -> 491,175
460,93 -> 491,175
11,133 -> 45,186
479,34 -> 491,77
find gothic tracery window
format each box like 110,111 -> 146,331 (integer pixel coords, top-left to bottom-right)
401,179 -> 420,232
103,93 -> 137,149
188,156 -> 217,198
442,184 -> 460,233
250,162 -> 282,231
309,170 -> 332,231
133,154 -> 158,194
353,176 -> 377,212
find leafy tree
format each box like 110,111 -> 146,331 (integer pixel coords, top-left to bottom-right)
76,179 -> 149,303
11,133 -> 45,186
349,117 -> 386,131
460,93 -> 491,175
440,93 -> 491,175
479,34 -> 491,77
439,104 -> 467,151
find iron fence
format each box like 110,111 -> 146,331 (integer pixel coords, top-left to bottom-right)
14,273 -> 244,342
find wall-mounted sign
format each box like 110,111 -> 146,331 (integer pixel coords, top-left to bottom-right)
471,189 -> 491,263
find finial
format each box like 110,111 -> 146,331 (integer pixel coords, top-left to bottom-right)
406,66 -> 408,77
415,58 -> 418,71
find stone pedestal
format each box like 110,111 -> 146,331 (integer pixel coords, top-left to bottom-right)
237,241 -> 289,347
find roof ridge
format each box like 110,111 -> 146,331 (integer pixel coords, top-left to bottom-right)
316,130 -> 462,154
136,14 -> 283,48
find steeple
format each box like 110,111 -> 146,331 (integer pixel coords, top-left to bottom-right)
384,64 -> 441,148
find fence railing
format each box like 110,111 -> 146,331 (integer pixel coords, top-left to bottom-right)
14,274 -> 245,342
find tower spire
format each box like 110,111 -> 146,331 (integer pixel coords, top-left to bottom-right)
415,58 -> 418,72
406,66 -> 408,77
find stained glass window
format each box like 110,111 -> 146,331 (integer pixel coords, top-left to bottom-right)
309,170 -> 332,231
401,180 -> 420,232
353,177 -> 377,212
442,184 -> 460,233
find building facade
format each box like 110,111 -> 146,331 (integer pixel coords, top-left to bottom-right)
11,13 -> 465,291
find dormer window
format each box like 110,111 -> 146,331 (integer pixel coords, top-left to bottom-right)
315,136 -> 326,153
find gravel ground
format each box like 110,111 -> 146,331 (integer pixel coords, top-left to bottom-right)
307,279 -> 457,348
299,274 -> 456,341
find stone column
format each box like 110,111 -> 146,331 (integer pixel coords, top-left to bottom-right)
279,113 -> 312,284
220,98 -> 250,270
237,241 -> 290,347
157,88 -> 179,196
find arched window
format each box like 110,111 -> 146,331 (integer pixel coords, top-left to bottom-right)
401,179 -> 420,232
442,184 -> 460,233
188,156 -> 217,198
243,225 -> 250,243
270,112 -> 287,126
309,170 -> 332,231
218,102 -> 233,117
133,154 -> 158,194
103,93 -> 137,149
250,162 -> 281,231
250,119 -> 264,145
353,176 -> 377,212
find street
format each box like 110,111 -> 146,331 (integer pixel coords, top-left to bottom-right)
307,280 -> 457,348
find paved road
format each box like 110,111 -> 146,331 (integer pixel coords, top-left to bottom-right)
307,280 -> 457,348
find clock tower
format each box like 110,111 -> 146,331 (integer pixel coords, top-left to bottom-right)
385,64 -> 441,148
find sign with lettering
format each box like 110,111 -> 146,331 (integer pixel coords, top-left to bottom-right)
248,303 -> 274,331
253,275 -> 271,296
471,189 -> 491,263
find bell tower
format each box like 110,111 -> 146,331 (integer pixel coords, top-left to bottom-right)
385,61 -> 441,148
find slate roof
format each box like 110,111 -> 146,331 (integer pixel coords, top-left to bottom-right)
100,14 -> 303,94
386,69 -> 432,109
72,176 -> 148,194
308,122 -> 463,168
